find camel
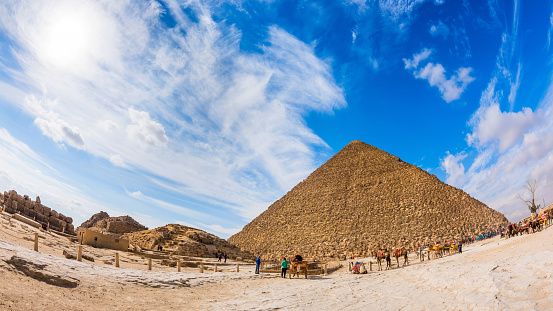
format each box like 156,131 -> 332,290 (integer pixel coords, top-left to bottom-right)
289,261 -> 308,279
393,248 -> 408,267
385,250 -> 391,270
375,249 -> 390,271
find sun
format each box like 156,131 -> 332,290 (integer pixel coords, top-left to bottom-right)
35,1 -> 109,72
42,15 -> 90,68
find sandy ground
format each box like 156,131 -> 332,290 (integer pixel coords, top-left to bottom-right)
1,212 -> 552,311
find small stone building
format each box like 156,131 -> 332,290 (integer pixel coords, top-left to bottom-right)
77,228 -> 129,252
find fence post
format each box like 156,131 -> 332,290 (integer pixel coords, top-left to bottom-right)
236,264 -> 239,272
369,261 -> 372,271
34,233 -> 38,251
177,260 -> 181,272
215,264 -> 218,272
77,246 -> 82,261
324,263 -> 328,275
148,258 -> 152,270
199,263 -> 204,273
115,253 -> 120,267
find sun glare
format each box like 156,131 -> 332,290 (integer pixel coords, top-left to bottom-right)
43,15 -> 90,68
35,2 -> 112,72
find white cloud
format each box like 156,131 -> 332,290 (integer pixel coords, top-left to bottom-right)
403,48 -> 431,69
415,63 -> 474,103
508,63 -> 521,110
109,154 -> 127,168
440,152 -> 467,187
24,95 -> 85,150
466,104 -> 540,153
443,69 -> 553,223
126,107 -> 169,148
404,49 -> 474,103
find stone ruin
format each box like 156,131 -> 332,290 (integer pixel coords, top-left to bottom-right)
122,224 -> 254,260
229,140 -> 510,260
77,211 -> 148,237
0,190 -> 74,234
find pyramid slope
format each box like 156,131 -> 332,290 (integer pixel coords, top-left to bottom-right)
228,140 -> 508,259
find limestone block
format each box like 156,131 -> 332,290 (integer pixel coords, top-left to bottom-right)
42,206 -> 51,217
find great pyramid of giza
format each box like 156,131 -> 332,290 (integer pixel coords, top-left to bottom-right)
228,140 -> 509,259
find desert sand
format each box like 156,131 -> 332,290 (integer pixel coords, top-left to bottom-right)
1,212 -> 552,311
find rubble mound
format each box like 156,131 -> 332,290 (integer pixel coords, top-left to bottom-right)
122,224 -> 254,259
228,140 -> 509,259
0,190 -> 75,234
78,212 -> 147,236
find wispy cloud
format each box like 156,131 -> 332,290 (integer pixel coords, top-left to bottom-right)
429,20 -> 449,38
404,49 -> 475,103
547,12 -> 553,50
0,128 -> 108,220
0,0 -> 346,230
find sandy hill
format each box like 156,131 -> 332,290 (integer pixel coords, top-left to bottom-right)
228,140 -> 509,259
78,211 -> 148,236
122,224 -> 254,260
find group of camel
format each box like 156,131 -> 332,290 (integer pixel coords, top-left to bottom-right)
373,243 -> 461,271
374,248 -> 409,271
503,217 -> 548,238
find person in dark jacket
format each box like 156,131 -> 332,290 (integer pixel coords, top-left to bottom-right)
255,256 -> 261,274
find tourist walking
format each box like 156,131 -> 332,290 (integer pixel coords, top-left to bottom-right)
255,256 -> 261,274
281,257 -> 291,278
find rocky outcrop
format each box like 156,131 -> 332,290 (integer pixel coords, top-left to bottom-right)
78,212 -> 147,237
122,224 -> 254,260
228,140 -> 509,259
0,190 -> 74,234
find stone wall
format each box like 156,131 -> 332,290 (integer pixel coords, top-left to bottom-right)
229,140 -> 510,260
0,190 -> 74,234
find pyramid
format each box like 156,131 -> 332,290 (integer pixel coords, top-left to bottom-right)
228,140 -> 509,259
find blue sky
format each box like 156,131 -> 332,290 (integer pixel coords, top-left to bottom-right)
0,0 -> 552,238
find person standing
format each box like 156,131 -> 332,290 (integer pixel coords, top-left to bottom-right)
224,253 -> 227,263
255,256 -> 261,274
281,257 -> 291,278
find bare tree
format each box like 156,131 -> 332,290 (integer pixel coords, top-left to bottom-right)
517,180 -> 541,215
